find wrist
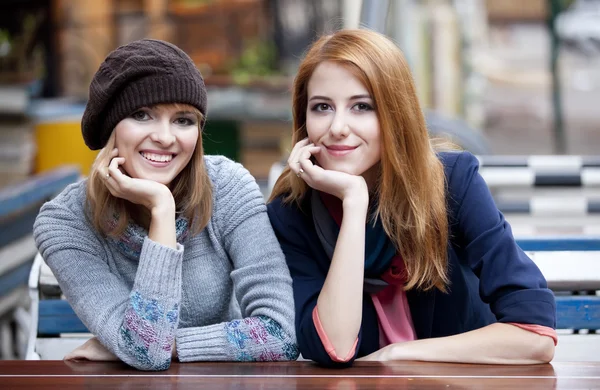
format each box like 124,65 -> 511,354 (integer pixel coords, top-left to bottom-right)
388,341 -> 419,361
149,189 -> 175,213
386,343 -> 402,361
342,198 -> 368,218
151,198 -> 175,220
342,183 -> 369,211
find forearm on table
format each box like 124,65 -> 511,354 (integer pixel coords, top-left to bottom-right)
386,323 -> 555,364
176,315 -> 298,362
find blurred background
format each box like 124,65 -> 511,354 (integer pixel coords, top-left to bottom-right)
1,0 -> 600,362
1,0 -> 597,186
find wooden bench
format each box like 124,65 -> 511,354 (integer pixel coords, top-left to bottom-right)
0,166 -> 79,359
26,253 -> 90,360
517,237 -> 600,361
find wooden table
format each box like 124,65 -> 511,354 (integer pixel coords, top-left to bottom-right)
1,360 -> 599,389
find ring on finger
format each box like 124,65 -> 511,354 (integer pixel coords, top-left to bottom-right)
296,168 -> 304,177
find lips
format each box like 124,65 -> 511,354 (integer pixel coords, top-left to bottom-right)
326,144 -> 357,151
325,144 -> 357,157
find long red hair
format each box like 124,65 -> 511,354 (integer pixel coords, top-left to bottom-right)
269,30 -> 449,292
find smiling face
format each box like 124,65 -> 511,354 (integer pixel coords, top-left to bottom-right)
305,61 -> 381,184
114,103 -> 200,186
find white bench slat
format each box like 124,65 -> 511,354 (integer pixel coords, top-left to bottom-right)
553,334 -> 600,362
527,251 -> 600,291
0,235 -> 36,275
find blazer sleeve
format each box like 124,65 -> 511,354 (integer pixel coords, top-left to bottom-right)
447,151 -> 556,328
267,198 -> 369,367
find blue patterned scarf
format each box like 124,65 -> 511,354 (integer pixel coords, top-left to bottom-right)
109,215 -> 189,259
312,191 -> 400,292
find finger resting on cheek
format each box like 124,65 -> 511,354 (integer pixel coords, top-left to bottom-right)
298,160 -> 312,172
301,150 -> 313,161
108,168 -> 121,179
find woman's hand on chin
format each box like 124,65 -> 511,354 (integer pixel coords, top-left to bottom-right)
101,148 -> 175,212
288,139 -> 368,206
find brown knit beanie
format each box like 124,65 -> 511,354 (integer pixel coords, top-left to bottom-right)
81,39 -> 207,150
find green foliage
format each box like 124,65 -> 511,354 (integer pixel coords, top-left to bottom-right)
0,29 -> 10,45
177,0 -> 215,6
559,0 -> 575,9
230,39 -> 279,85
0,29 -> 10,57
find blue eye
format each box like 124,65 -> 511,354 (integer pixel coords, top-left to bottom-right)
174,117 -> 196,126
131,110 -> 151,121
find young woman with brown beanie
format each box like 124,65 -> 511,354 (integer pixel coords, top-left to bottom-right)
33,39 -> 298,370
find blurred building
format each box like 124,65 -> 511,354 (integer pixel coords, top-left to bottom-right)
486,0 -> 547,21
1,0 -> 599,185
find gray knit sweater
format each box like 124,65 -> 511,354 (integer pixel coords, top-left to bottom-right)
33,156 -> 298,370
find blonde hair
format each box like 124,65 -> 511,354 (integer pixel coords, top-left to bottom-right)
86,103 -> 213,237
269,29 -> 449,292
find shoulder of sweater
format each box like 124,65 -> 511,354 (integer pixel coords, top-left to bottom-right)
33,180 -> 97,247
205,155 -> 248,181
203,155 -> 265,223
204,155 -> 260,194
38,179 -> 88,218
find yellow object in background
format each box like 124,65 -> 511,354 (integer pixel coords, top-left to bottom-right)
35,118 -> 97,176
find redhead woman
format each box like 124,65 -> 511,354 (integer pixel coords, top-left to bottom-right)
267,29 -> 556,368
34,39 -> 298,370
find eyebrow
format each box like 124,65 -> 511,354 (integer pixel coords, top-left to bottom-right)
308,94 -> 372,102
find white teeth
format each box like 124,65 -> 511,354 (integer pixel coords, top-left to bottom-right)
141,152 -> 173,162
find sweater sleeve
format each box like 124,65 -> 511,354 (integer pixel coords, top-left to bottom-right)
448,152 -> 556,328
174,160 -> 299,362
267,197 -> 368,368
33,192 -> 183,371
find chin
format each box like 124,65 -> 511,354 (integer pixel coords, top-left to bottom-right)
134,173 -> 174,186
155,176 -> 175,186
326,165 -> 362,176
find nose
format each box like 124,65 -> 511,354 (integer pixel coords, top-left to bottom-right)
149,120 -> 176,146
329,111 -> 349,138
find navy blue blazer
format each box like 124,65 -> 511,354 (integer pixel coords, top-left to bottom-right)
267,151 -> 556,367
